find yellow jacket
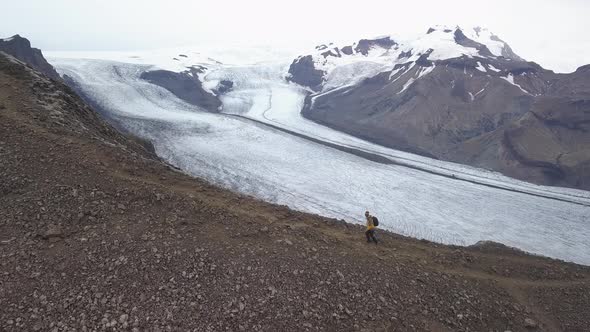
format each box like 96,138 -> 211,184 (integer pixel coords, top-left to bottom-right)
366,215 -> 375,230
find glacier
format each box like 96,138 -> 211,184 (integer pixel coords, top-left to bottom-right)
48,52 -> 590,265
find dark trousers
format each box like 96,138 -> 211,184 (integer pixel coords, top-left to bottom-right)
365,229 -> 378,243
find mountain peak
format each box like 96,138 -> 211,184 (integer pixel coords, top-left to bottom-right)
304,25 -> 521,65
1,34 -> 22,42
288,25 -> 528,93
421,25 -> 522,61
1,34 -> 29,46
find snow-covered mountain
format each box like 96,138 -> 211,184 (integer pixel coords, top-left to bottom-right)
287,26 -> 523,91
288,26 -> 590,189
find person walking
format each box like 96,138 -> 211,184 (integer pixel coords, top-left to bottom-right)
364,210 -> 378,244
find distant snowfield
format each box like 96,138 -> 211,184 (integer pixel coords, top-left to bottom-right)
47,50 -> 590,265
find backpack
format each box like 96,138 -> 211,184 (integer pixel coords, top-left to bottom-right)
372,216 -> 379,227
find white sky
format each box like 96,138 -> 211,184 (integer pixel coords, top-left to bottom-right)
1,0 -> 589,72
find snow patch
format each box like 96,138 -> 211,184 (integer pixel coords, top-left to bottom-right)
388,67 -> 404,80
310,85 -> 352,108
474,82 -> 489,98
501,74 -> 531,94
322,61 -> 389,91
488,64 -> 501,72
475,62 -> 487,72
397,65 -> 434,94
417,64 -> 435,79
399,77 -> 415,94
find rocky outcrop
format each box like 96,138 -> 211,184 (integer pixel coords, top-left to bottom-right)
415,50 -> 434,67
354,36 -> 397,55
321,48 -> 341,58
341,45 -> 353,55
0,35 -> 60,80
453,29 -> 494,57
140,67 -> 221,112
287,55 -> 324,91
215,80 -> 233,95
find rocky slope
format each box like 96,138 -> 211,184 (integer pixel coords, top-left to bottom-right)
289,26 -> 590,189
1,40 -> 590,332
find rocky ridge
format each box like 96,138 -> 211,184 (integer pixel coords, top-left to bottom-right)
0,35 -> 61,80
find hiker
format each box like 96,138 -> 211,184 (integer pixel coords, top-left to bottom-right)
364,210 -> 378,244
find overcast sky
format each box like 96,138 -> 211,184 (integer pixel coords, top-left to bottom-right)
1,0 -> 589,72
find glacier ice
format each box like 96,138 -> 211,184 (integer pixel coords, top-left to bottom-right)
48,55 -> 590,265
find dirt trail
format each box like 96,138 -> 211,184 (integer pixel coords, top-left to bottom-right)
1,52 -> 590,331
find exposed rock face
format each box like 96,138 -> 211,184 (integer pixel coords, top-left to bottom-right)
341,45 -> 353,55
214,80 -> 233,95
415,49 -> 434,67
354,36 -> 397,55
305,60 -> 590,188
321,48 -> 341,58
287,55 -> 325,91
139,67 -> 221,112
453,29 -> 494,57
291,28 -> 590,189
0,35 -> 60,80
445,63 -> 590,189
398,50 -> 412,59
